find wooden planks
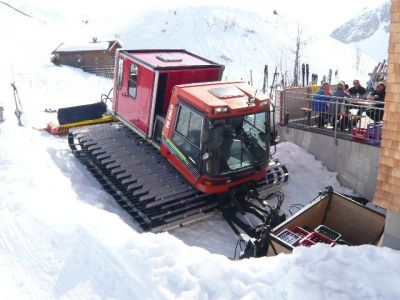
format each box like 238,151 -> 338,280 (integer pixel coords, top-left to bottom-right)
373,0 -> 400,212
324,194 -> 385,245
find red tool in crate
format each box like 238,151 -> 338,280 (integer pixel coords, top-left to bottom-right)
298,239 -> 315,247
352,128 -> 368,143
299,231 -> 335,247
292,226 -> 309,239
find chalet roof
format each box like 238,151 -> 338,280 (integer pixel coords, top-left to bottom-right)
53,40 -> 122,53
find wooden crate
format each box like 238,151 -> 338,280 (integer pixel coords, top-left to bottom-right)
267,192 -> 386,256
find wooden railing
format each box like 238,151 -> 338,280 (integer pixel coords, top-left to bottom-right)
81,65 -> 115,78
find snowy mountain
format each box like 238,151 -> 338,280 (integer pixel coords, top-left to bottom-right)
4,0 -> 379,85
330,1 -> 390,61
110,5 -> 378,85
1,1 -> 399,299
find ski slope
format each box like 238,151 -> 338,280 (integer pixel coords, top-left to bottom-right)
1,1 -> 399,299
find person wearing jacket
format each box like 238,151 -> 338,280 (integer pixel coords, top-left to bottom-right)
329,82 -> 351,130
366,82 -> 386,122
312,82 -> 331,128
348,79 -> 367,98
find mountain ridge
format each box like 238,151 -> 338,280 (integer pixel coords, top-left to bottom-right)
330,1 -> 390,61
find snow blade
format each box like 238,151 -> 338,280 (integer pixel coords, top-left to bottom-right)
57,102 -> 107,125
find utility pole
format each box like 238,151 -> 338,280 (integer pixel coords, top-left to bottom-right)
262,65 -> 268,93
292,26 -> 311,87
293,29 -> 300,87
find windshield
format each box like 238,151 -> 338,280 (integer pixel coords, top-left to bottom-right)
204,112 -> 269,176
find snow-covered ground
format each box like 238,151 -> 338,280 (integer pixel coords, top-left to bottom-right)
1,1 -> 400,299
2,118 -> 400,299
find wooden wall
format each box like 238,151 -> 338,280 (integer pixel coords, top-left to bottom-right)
58,51 -> 115,69
373,0 -> 400,212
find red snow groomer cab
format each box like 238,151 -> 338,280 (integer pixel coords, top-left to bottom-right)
161,81 -> 273,194
69,49 -> 288,234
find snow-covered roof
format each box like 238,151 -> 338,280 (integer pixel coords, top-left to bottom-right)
54,40 -> 121,53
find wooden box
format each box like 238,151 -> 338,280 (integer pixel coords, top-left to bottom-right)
267,191 -> 386,256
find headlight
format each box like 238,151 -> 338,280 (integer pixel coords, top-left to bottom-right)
214,107 -> 229,113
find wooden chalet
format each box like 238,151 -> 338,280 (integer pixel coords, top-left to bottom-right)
52,39 -> 123,78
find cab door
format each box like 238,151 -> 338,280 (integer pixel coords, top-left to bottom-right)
113,55 -> 155,135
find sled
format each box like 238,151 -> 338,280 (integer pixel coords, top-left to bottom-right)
47,115 -> 114,135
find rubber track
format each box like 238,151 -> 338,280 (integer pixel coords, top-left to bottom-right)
68,122 -> 289,232
68,122 -> 218,232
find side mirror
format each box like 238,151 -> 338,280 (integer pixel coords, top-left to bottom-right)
202,152 -> 210,161
269,131 -> 280,146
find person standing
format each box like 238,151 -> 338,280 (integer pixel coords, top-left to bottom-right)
312,82 -> 331,128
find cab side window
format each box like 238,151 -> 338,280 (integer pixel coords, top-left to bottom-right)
245,113 -> 266,132
172,104 -> 203,166
128,64 -> 138,98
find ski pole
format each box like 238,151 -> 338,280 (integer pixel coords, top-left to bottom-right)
0,106 -> 4,123
11,82 -> 23,126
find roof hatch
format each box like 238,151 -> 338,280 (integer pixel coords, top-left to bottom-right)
208,87 -> 245,99
156,54 -> 183,62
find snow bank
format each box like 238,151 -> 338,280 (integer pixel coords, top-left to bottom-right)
1,126 -> 399,299
1,144 -> 400,299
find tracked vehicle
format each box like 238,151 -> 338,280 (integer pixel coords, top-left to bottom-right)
68,49 -> 288,236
